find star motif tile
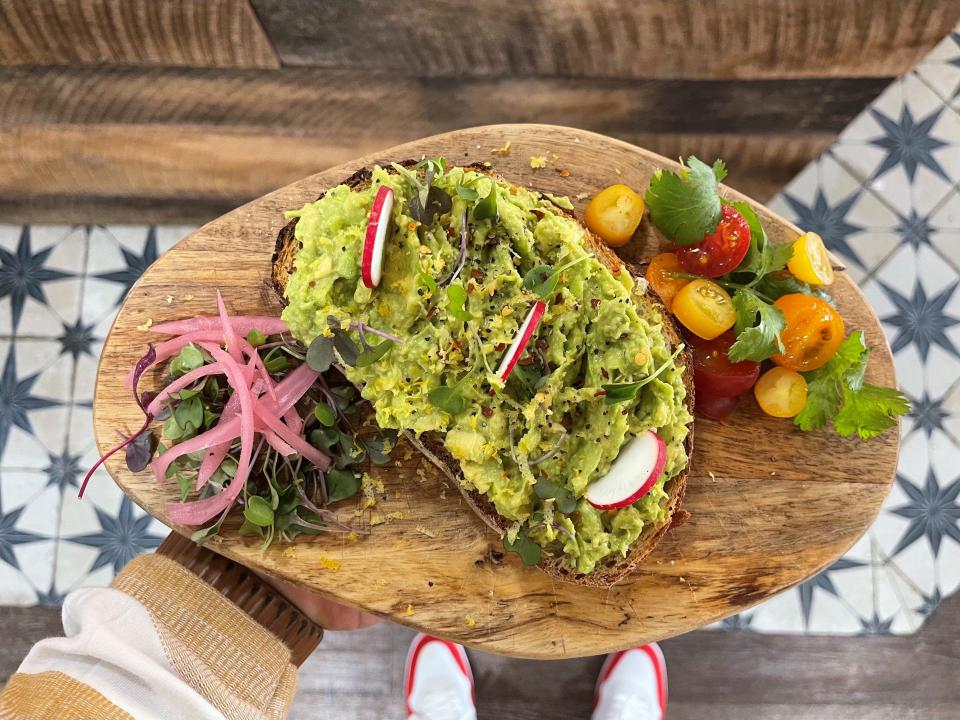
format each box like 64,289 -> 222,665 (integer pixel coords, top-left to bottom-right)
832,72 -> 960,216
914,30 -> 960,108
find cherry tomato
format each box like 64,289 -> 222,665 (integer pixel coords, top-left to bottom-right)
695,392 -> 740,421
754,367 -> 808,418
645,253 -> 690,306
671,279 -> 736,340
675,205 -> 751,278
788,232 -> 834,286
772,294 -> 846,372
585,184 -> 645,247
688,331 -> 761,398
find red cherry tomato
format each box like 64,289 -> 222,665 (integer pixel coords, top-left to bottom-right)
695,392 -> 740,421
688,331 -> 761,398
676,205 -> 751,278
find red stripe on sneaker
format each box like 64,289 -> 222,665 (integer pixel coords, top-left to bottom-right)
404,635 -> 474,717
639,644 -> 667,717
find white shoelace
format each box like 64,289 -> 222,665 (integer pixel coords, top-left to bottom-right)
594,691 -> 661,720
409,684 -> 477,720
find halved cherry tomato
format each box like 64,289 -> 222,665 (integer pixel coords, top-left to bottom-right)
788,232 -> 834,286
675,205 -> 751,278
671,279 -> 736,340
688,331 -> 761,398
645,253 -> 690,306
585,184 -> 645,247
696,392 -> 740,421
754,367 -> 808,418
772,294 -> 845,372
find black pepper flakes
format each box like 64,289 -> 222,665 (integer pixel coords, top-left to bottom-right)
481,406 -> 494,417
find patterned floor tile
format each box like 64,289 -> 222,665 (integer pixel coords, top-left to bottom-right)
832,72 -> 960,217
914,30 -> 960,109
56,468 -> 164,595
0,224 -> 85,338
766,153 -> 902,282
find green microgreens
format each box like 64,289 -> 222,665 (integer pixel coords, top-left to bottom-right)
522,256 -> 590,300
602,344 -> 685,404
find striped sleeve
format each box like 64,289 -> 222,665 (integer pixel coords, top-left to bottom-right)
1,554 -> 300,720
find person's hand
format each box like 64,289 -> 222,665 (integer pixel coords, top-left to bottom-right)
265,576 -> 382,630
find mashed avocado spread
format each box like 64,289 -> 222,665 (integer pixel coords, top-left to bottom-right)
282,163 -> 691,574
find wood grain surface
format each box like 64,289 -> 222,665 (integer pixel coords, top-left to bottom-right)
92,124 -> 900,659
252,0 -> 958,80
0,0 -> 279,67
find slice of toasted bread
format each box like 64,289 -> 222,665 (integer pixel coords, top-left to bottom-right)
272,163 -> 694,587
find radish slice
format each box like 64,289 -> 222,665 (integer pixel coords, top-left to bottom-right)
584,430 -> 667,510
361,185 -> 394,288
150,316 -> 288,336
496,301 -> 547,381
216,290 -> 242,364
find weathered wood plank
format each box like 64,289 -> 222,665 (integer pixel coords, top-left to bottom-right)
0,125 -> 832,224
0,0 -> 279,67
252,0 -> 958,80
0,66 -> 889,136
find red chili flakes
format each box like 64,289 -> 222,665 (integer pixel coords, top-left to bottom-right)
594,389 -> 607,398
447,227 -> 456,238
451,339 -> 462,350
531,209 -> 546,219
518,355 -> 536,366
471,269 -> 484,281
487,387 -> 496,397
495,342 -> 507,352
590,298 -> 600,309
466,283 -> 475,294
554,293 -> 563,304
612,264 -> 622,275
600,368 -> 609,379
481,406 -> 494,417
535,337 -> 548,350
426,306 -> 439,321
308,280 -> 316,288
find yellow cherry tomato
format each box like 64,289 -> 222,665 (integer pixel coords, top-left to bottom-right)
788,232 -> 834,286
754,367 -> 808,418
645,253 -> 690,307
671,279 -> 736,340
585,184 -> 645,247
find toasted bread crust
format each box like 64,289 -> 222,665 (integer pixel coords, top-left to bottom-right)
272,163 -> 693,587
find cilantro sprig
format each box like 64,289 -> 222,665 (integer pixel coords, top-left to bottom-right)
795,331 -> 908,439
645,156 -> 727,245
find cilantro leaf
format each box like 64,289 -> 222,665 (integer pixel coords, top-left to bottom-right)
754,274 -> 836,306
728,289 -> 785,362
645,157 -> 726,245
834,384 -> 910,440
794,330 -> 909,437
729,201 -> 793,281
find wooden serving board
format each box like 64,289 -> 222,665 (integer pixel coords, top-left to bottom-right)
93,125 -> 899,659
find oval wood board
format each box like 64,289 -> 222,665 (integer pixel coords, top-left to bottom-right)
94,124 -> 899,659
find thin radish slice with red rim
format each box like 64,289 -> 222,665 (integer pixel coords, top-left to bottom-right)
361,185 -> 394,288
584,430 -> 667,510
496,301 -> 547,381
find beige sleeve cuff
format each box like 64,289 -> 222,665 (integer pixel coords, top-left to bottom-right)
113,553 -> 299,720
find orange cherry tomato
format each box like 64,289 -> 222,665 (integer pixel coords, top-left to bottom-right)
754,367 -> 808,418
585,184 -> 645,247
645,253 -> 690,306
671,279 -> 736,340
772,294 -> 845,371
788,232 -> 834,286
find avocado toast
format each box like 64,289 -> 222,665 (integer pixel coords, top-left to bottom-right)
272,160 -> 694,586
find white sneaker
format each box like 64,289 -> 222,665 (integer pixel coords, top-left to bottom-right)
592,643 -> 667,720
404,633 -> 477,720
